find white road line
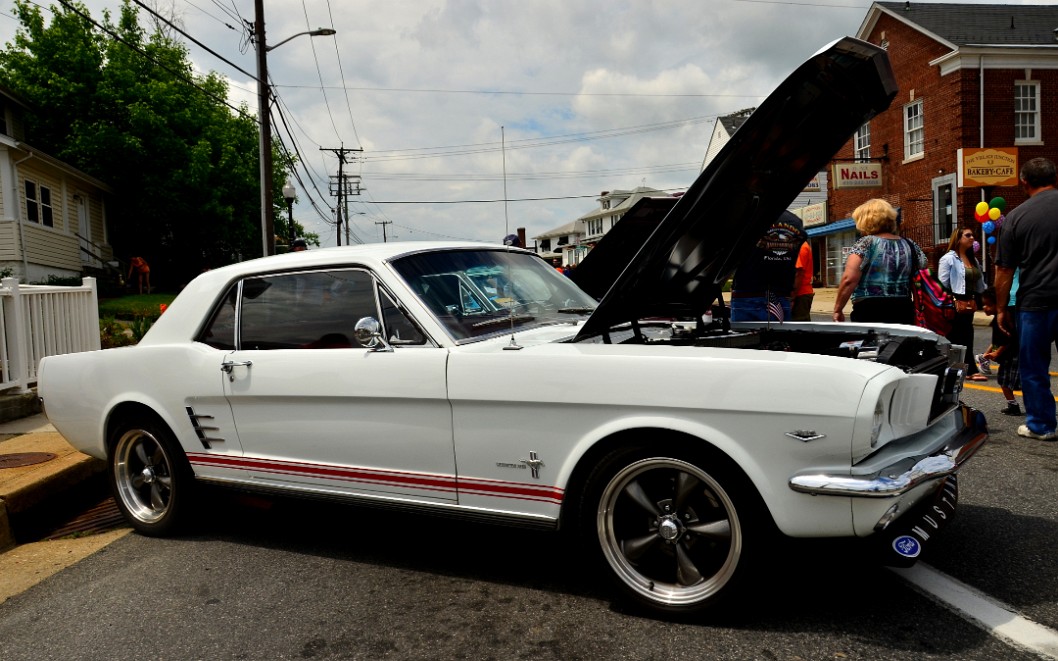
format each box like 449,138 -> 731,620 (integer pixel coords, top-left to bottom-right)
892,563 -> 1058,659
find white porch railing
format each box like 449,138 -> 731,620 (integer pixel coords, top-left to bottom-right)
0,277 -> 101,393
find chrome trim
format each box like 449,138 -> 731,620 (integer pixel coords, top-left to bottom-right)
785,430 -> 826,442
186,407 -> 225,450
192,474 -> 559,530
788,406 -> 986,498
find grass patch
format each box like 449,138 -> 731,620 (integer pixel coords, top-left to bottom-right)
98,293 -> 176,321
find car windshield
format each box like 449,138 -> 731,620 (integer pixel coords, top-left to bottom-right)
391,249 -> 598,343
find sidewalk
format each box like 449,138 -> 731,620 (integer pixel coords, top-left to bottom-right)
0,413 -> 104,551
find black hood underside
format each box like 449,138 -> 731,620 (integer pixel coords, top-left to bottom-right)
574,37 -> 897,342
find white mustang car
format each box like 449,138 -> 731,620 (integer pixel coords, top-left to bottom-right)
38,37 -> 986,616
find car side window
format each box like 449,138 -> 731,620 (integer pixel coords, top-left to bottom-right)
239,269 -> 379,350
379,287 -> 427,345
197,284 -> 238,350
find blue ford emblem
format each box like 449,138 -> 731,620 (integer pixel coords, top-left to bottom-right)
892,535 -> 922,558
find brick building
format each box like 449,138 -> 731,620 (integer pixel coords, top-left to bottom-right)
816,1 -> 1058,286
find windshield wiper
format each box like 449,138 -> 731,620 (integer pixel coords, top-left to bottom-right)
472,314 -> 535,329
558,307 -> 595,314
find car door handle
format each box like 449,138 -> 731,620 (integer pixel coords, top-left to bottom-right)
220,360 -> 253,374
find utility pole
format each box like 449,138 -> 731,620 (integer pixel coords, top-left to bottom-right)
253,4 -> 335,256
375,218 -> 392,242
321,146 -> 362,245
254,0 -> 272,257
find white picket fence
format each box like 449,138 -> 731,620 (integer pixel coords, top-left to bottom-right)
0,277 -> 100,392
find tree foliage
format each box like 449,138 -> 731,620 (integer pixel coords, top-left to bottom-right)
0,0 -> 305,285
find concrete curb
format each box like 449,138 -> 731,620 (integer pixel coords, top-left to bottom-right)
0,423 -> 105,551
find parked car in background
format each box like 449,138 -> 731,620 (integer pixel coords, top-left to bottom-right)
38,37 -> 986,616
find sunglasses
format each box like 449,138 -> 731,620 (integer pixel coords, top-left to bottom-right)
962,233 -> 974,238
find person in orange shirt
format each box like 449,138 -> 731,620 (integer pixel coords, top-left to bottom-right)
791,241 -> 814,321
127,256 -> 150,294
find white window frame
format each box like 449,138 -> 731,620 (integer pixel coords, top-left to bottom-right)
854,122 -> 871,162
24,179 -> 54,227
1014,81 -> 1041,144
904,100 -> 924,161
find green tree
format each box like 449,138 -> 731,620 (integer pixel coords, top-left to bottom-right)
0,0 -> 292,284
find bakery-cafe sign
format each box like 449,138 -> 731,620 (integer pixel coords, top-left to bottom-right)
958,147 -> 1018,187
832,162 -> 883,189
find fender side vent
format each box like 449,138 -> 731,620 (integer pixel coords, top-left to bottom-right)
186,407 -> 224,450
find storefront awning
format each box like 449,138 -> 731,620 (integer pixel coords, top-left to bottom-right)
807,217 -> 856,237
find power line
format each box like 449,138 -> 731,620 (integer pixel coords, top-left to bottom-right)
271,82 -> 768,99
50,0 -> 250,118
130,0 -> 256,81
323,0 -> 361,148
363,190 -> 686,204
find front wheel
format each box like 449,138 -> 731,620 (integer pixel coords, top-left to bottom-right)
109,416 -> 192,536
584,452 -> 760,615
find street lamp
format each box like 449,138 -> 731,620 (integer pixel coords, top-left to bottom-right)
282,180 -> 296,249
254,0 -> 335,256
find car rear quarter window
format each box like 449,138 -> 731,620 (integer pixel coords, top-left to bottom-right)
197,284 -> 238,350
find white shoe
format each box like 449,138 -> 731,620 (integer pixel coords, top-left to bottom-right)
1017,424 -> 1056,441
975,354 -> 993,374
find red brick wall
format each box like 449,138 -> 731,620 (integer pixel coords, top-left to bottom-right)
828,13 -> 1058,269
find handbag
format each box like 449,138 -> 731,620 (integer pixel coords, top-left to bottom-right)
910,268 -> 957,335
904,239 -> 956,335
954,298 -> 977,314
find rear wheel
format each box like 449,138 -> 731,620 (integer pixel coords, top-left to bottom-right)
109,416 -> 192,536
583,450 -> 760,615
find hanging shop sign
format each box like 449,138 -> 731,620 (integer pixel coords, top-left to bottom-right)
792,202 -> 826,227
958,147 -> 1018,187
832,162 -> 883,189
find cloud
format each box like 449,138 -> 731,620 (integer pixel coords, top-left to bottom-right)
13,0 -> 1009,246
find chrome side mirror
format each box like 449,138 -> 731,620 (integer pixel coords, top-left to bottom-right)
354,317 -> 393,352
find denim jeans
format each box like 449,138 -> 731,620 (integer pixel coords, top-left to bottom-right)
1017,308 -> 1058,434
730,296 -> 791,322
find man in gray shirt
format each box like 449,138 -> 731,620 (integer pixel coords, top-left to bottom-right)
996,157 -> 1058,441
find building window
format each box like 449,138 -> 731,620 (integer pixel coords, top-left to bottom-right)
25,180 -> 53,227
587,218 -> 604,237
854,122 -> 871,161
904,100 -> 924,159
1015,81 -> 1040,143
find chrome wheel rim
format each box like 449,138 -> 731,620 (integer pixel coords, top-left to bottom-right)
598,458 -> 741,607
114,429 -> 174,524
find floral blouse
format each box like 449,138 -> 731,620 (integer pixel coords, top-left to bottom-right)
849,235 -> 928,302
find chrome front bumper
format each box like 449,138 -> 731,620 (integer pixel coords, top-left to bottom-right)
788,405 -> 987,498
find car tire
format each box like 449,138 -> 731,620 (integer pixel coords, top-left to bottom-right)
580,446 -> 765,616
108,415 -> 193,536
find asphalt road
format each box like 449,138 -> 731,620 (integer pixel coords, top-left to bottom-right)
0,323 -> 1055,660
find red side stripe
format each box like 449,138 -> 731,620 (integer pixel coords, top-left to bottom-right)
188,453 -> 564,504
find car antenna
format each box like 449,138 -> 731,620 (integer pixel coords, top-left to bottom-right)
502,234 -> 523,351
500,125 -> 522,351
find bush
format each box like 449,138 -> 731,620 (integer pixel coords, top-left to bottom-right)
99,317 -> 135,349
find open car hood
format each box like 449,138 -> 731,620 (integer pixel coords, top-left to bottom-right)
574,37 -> 897,341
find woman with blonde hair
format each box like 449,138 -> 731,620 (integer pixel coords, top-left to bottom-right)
832,199 -> 927,324
939,227 -> 987,380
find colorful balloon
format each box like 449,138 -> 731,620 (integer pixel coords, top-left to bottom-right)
975,211 -> 987,223
982,220 -> 995,233
973,240 -> 981,253
976,201 -> 990,216
989,207 -> 1001,221
987,236 -> 996,244
990,197 -> 1006,212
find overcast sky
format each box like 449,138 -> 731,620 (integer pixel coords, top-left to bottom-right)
0,0 -> 1046,248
